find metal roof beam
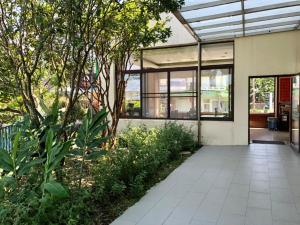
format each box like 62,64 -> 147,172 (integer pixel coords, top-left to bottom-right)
186,1 -> 300,23
201,26 -> 295,41
181,0 -> 240,12
197,20 -> 299,37
192,12 -> 300,31
241,0 -> 246,36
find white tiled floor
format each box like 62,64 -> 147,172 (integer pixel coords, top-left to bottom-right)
111,145 -> 300,225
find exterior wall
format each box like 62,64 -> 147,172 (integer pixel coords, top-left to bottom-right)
118,29 -> 300,146
154,13 -> 196,46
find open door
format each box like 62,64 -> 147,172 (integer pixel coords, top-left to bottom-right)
291,75 -> 300,151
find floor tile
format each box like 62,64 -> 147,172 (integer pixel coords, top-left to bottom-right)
247,192 -> 271,209
245,207 -> 272,225
271,201 -> 300,223
221,196 -> 247,216
217,214 -> 246,225
111,145 -> 300,225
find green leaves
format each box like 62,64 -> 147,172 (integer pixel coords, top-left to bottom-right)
0,131 -> 43,177
75,108 -> 108,188
43,129 -> 71,182
75,108 -> 109,152
43,181 -> 69,199
0,149 -> 13,171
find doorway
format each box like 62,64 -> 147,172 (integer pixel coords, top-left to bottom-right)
291,75 -> 300,150
249,76 -> 291,144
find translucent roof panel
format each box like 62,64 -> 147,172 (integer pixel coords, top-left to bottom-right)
197,24 -> 243,37
244,0 -> 298,9
179,0 -> 300,42
181,2 -> 242,22
190,15 -> 242,30
245,16 -> 300,29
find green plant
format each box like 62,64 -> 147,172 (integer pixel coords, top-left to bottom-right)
158,122 -> 197,159
41,129 -> 71,200
74,108 -> 108,188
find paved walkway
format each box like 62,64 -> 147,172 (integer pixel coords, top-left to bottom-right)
111,145 -> 300,225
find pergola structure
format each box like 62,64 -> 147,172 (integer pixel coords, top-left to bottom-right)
175,0 -> 300,42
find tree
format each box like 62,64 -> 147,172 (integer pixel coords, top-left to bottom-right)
0,0 -> 184,139
85,0 -> 184,140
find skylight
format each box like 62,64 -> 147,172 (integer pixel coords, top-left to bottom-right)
179,0 -> 300,41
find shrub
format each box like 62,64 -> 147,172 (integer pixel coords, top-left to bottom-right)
158,122 -> 197,159
93,122 -> 198,201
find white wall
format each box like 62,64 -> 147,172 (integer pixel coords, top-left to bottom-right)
155,13 -> 197,46
118,30 -> 300,146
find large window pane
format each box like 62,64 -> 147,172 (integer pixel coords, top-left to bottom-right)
170,70 -> 197,119
142,96 -> 168,118
170,97 -> 196,119
201,42 -> 234,66
170,70 -> 196,93
250,77 -> 275,114
120,74 -> 141,118
201,68 -> 232,118
143,45 -> 198,69
142,72 -> 168,118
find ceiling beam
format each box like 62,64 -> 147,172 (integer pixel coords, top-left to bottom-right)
185,1 -> 300,23
201,27 -> 295,41
192,12 -> 300,31
198,20 -> 299,37
181,0 -> 240,12
241,0 -> 246,36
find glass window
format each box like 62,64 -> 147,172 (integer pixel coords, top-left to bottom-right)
201,68 -> 233,119
120,74 -> 141,118
250,77 -> 275,114
201,42 -> 234,66
170,70 -> 197,119
143,45 -> 198,69
142,72 -> 168,118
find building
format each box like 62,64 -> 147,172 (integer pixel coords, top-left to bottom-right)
115,0 -> 300,147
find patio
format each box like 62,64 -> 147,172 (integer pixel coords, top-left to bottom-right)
111,144 -> 300,225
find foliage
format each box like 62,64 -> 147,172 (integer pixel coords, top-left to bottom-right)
73,108 -> 108,188
93,122 -> 197,201
0,0 -> 184,138
0,108 -> 109,225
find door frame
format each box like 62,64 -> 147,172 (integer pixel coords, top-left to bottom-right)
248,74 -> 295,144
290,73 -> 300,151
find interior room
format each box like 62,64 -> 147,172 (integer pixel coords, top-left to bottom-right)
249,76 -> 291,144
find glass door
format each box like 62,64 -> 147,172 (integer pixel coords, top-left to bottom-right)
291,75 -> 300,150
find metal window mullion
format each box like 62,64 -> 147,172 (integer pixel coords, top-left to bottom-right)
197,41 -> 202,145
168,71 -> 171,119
140,49 -> 143,119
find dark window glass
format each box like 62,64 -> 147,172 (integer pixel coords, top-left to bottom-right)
201,68 -> 233,118
142,72 -> 168,118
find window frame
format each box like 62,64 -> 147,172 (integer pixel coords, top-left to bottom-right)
121,66 -> 199,121
200,64 -> 234,121
118,41 -> 235,121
